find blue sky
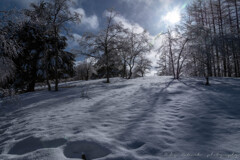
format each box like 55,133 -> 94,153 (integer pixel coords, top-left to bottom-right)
0,0 -> 190,74
0,0 -> 190,35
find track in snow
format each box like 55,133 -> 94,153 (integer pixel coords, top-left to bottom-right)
0,77 -> 240,160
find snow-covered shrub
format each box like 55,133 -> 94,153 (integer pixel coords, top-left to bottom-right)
0,88 -> 20,105
80,84 -> 90,99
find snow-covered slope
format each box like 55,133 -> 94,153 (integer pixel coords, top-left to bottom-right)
0,77 -> 240,160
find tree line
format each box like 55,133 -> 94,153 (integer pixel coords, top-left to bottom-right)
157,0 -> 240,84
0,1 -> 153,94
1,0 -> 239,94
0,0 -> 80,92
75,10 -> 152,83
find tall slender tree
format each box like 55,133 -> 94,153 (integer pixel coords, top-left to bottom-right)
79,10 -> 123,83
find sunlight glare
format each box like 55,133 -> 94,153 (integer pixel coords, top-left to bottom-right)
163,8 -> 181,24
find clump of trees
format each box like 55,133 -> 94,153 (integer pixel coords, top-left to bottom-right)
75,58 -> 97,81
134,55 -> 152,77
3,0 -> 236,93
79,10 -> 124,83
157,28 -> 189,79
157,0 -> 240,85
0,10 -> 21,89
0,0 -> 80,92
1,5 -> 153,94
79,10 -> 152,83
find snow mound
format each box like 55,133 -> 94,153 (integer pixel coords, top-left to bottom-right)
1,77 -> 240,160
63,140 -> 111,159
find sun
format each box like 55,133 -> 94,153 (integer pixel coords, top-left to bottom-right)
163,8 -> 181,24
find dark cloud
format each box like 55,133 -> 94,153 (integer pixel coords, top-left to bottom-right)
0,0 -> 189,35
0,0 -> 189,63
0,0 -> 39,10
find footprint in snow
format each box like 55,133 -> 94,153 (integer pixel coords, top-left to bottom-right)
126,140 -> 145,150
63,140 -> 111,159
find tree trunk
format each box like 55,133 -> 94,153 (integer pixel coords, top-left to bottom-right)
47,79 -> 51,91
169,40 -> 175,79
128,67 -> 133,79
27,80 -> 35,92
210,0 -> 221,77
54,31 -> 59,91
106,49 -> 110,83
205,77 -> 210,85
86,69 -> 89,81
234,0 -> 240,36
122,60 -> 126,78
234,0 -> 240,77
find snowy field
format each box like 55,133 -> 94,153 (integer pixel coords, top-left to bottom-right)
0,76 -> 240,160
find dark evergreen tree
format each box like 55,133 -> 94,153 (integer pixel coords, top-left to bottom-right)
13,22 -> 47,92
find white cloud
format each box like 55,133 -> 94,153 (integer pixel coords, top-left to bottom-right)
115,15 -> 144,34
121,0 -> 153,5
122,0 -> 174,7
17,0 -> 99,31
66,33 -> 82,51
72,33 -> 82,40
146,50 -> 159,76
70,8 -> 99,30
114,16 -> 161,75
103,10 -> 145,34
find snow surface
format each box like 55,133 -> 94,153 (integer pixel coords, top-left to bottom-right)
0,76 -> 240,160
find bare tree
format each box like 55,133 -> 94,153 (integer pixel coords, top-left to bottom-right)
124,28 -> 152,79
26,0 -> 81,91
187,24 -> 212,85
75,58 -> 97,81
134,55 -> 152,77
184,0 -> 240,78
157,28 -> 188,79
79,9 -> 122,83
117,35 -> 129,78
0,10 -> 21,88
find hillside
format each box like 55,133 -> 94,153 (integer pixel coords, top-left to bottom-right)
0,77 -> 240,160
